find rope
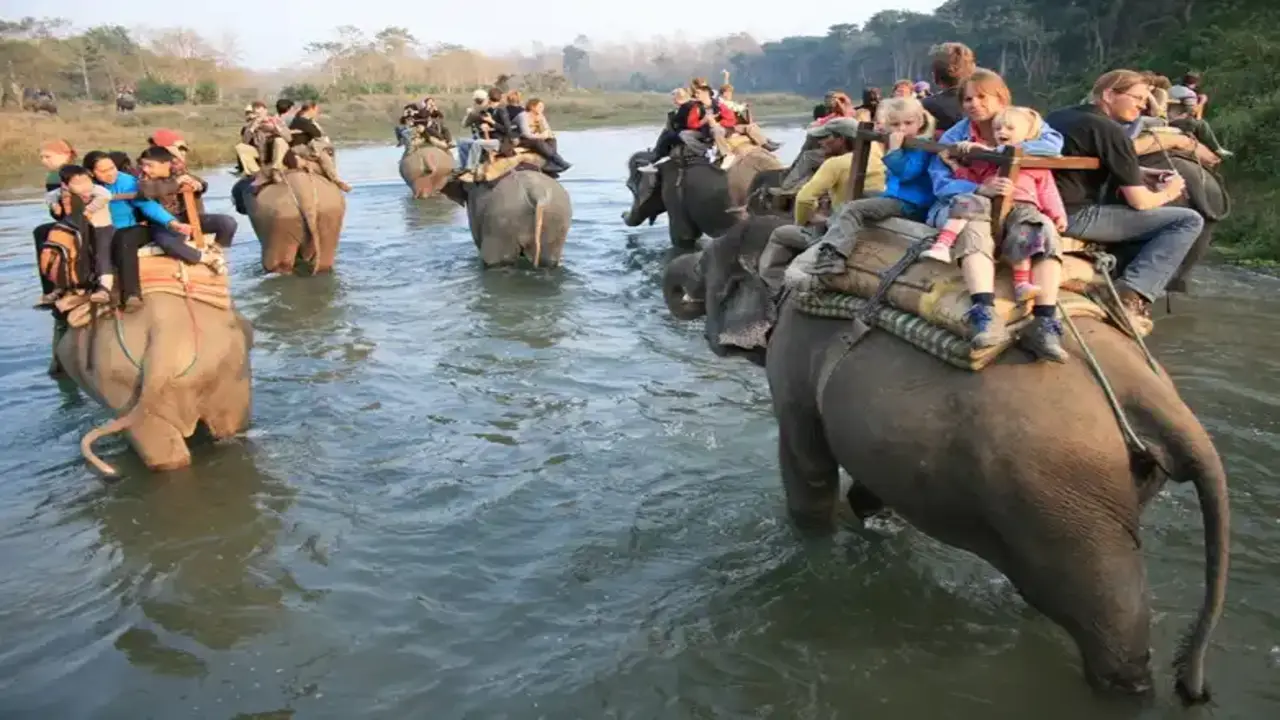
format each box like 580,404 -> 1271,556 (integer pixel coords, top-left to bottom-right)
1088,252 -> 1160,373
1056,301 -> 1166,475
113,265 -> 201,378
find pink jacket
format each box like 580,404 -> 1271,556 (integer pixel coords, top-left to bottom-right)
953,160 -> 1067,224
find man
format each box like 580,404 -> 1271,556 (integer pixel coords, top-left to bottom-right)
1045,69 -> 1204,334
456,87 -> 513,182
238,101 -> 292,185
414,97 -> 453,149
921,42 -> 975,134
1167,85 -> 1231,157
289,101 -> 352,192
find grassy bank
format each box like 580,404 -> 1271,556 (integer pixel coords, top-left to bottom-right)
0,91 -> 810,195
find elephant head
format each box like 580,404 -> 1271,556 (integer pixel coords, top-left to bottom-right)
442,171 -> 573,268
235,171 -> 347,275
661,215 -> 790,365
1139,152 -> 1230,292
622,150 -> 664,227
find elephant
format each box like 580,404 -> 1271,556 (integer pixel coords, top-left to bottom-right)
440,170 -> 572,268
399,145 -> 455,199
659,216 -> 1229,703
231,170 -> 346,275
622,144 -> 785,249
115,92 -> 136,112
56,293 -> 254,476
22,89 -> 57,115
1138,151 -> 1230,293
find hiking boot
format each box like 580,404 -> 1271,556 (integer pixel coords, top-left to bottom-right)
1019,315 -> 1069,363
808,243 -> 850,276
123,295 -> 144,313
919,242 -> 953,264
965,303 -> 1008,348
1115,288 -> 1154,336
1013,281 -> 1040,304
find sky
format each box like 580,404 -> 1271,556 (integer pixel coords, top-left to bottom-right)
6,0 -> 944,70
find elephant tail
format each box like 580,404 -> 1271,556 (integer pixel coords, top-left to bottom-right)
81,414 -> 133,477
1164,416 -> 1230,704
522,178 -> 552,267
287,172 -> 323,264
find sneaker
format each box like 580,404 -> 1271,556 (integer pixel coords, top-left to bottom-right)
1216,148 -> 1233,158
33,292 -> 61,309
965,303 -> 1009,348
1014,281 -> 1040,303
89,288 -> 111,304
1115,288 -> 1154,336
456,171 -> 475,183
636,164 -> 659,174
919,242 -> 953,264
763,140 -> 783,152
1019,315 -> 1069,363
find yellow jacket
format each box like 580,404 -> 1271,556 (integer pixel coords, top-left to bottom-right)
794,142 -> 886,226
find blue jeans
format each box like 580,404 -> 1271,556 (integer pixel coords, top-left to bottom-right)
457,138 -> 474,166
1065,204 -> 1204,301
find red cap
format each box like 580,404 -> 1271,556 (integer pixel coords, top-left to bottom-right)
149,128 -> 185,147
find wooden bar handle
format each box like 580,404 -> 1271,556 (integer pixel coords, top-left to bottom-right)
181,186 -> 206,250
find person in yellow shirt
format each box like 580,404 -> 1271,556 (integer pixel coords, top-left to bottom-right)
792,118 -> 885,228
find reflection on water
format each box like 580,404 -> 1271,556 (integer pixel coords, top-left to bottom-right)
0,124 -> 1277,719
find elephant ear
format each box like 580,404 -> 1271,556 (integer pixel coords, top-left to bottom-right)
440,179 -> 468,207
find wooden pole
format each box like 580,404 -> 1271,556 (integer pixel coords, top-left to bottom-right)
181,186 -> 207,250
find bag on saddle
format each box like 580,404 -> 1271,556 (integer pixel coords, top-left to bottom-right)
38,222 -> 92,292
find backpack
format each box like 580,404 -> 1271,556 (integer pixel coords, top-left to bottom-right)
38,223 -> 91,291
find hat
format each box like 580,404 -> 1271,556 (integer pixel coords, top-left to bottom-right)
471,89 -> 488,101
150,128 -> 185,148
807,117 -> 861,139
913,81 -> 930,93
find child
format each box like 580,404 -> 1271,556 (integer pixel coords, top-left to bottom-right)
717,84 -> 782,152
808,96 -> 938,276
44,165 -> 117,305
922,107 -> 1067,302
136,146 -> 231,274
923,106 -> 1069,362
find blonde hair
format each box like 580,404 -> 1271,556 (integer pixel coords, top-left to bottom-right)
504,89 -> 523,105
993,106 -> 1044,140
1090,69 -> 1148,102
962,68 -> 1013,107
876,96 -> 937,138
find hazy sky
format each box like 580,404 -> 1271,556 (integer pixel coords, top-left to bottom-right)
8,0 -> 944,69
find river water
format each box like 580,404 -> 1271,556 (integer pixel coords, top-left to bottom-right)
0,123 -> 1277,719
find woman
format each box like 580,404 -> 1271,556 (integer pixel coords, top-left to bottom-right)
637,87 -> 690,174
927,68 -> 1067,356
517,98 -> 572,174
82,150 -> 189,311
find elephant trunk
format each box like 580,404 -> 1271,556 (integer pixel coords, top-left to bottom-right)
662,252 -> 707,320
1167,425 -> 1230,705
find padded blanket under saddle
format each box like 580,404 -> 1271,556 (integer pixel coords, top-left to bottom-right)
58,250 -> 232,329
478,149 -> 545,183
794,218 -> 1113,370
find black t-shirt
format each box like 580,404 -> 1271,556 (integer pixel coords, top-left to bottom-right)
289,115 -> 324,146
1044,103 -> 1145,211
922,87 -> 963,133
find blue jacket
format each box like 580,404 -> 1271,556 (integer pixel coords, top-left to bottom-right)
926,117 -> 1064,227
880,147 -> 935,212
99,172 -> 175,229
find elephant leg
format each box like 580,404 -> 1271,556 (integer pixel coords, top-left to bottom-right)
774,400 -> 840,532
846,479 -> 885,521
998,522 -> 1153,696
264,240 -> 300,275
199,370 -> 251,439
128,412 -> 192,471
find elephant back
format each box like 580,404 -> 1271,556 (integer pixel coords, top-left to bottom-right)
399,145 -> 454,184
1139,151 -> 1230,221
247,171 -> 346,254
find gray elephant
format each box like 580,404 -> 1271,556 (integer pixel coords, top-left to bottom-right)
400,145 -> 455,199
622,145 -> 785,249
441,171 -> 572,268
1137,151 -> 1230,292
660,216 -> 1229,703
232,170 -> 346,275
56,293 -> 254,476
